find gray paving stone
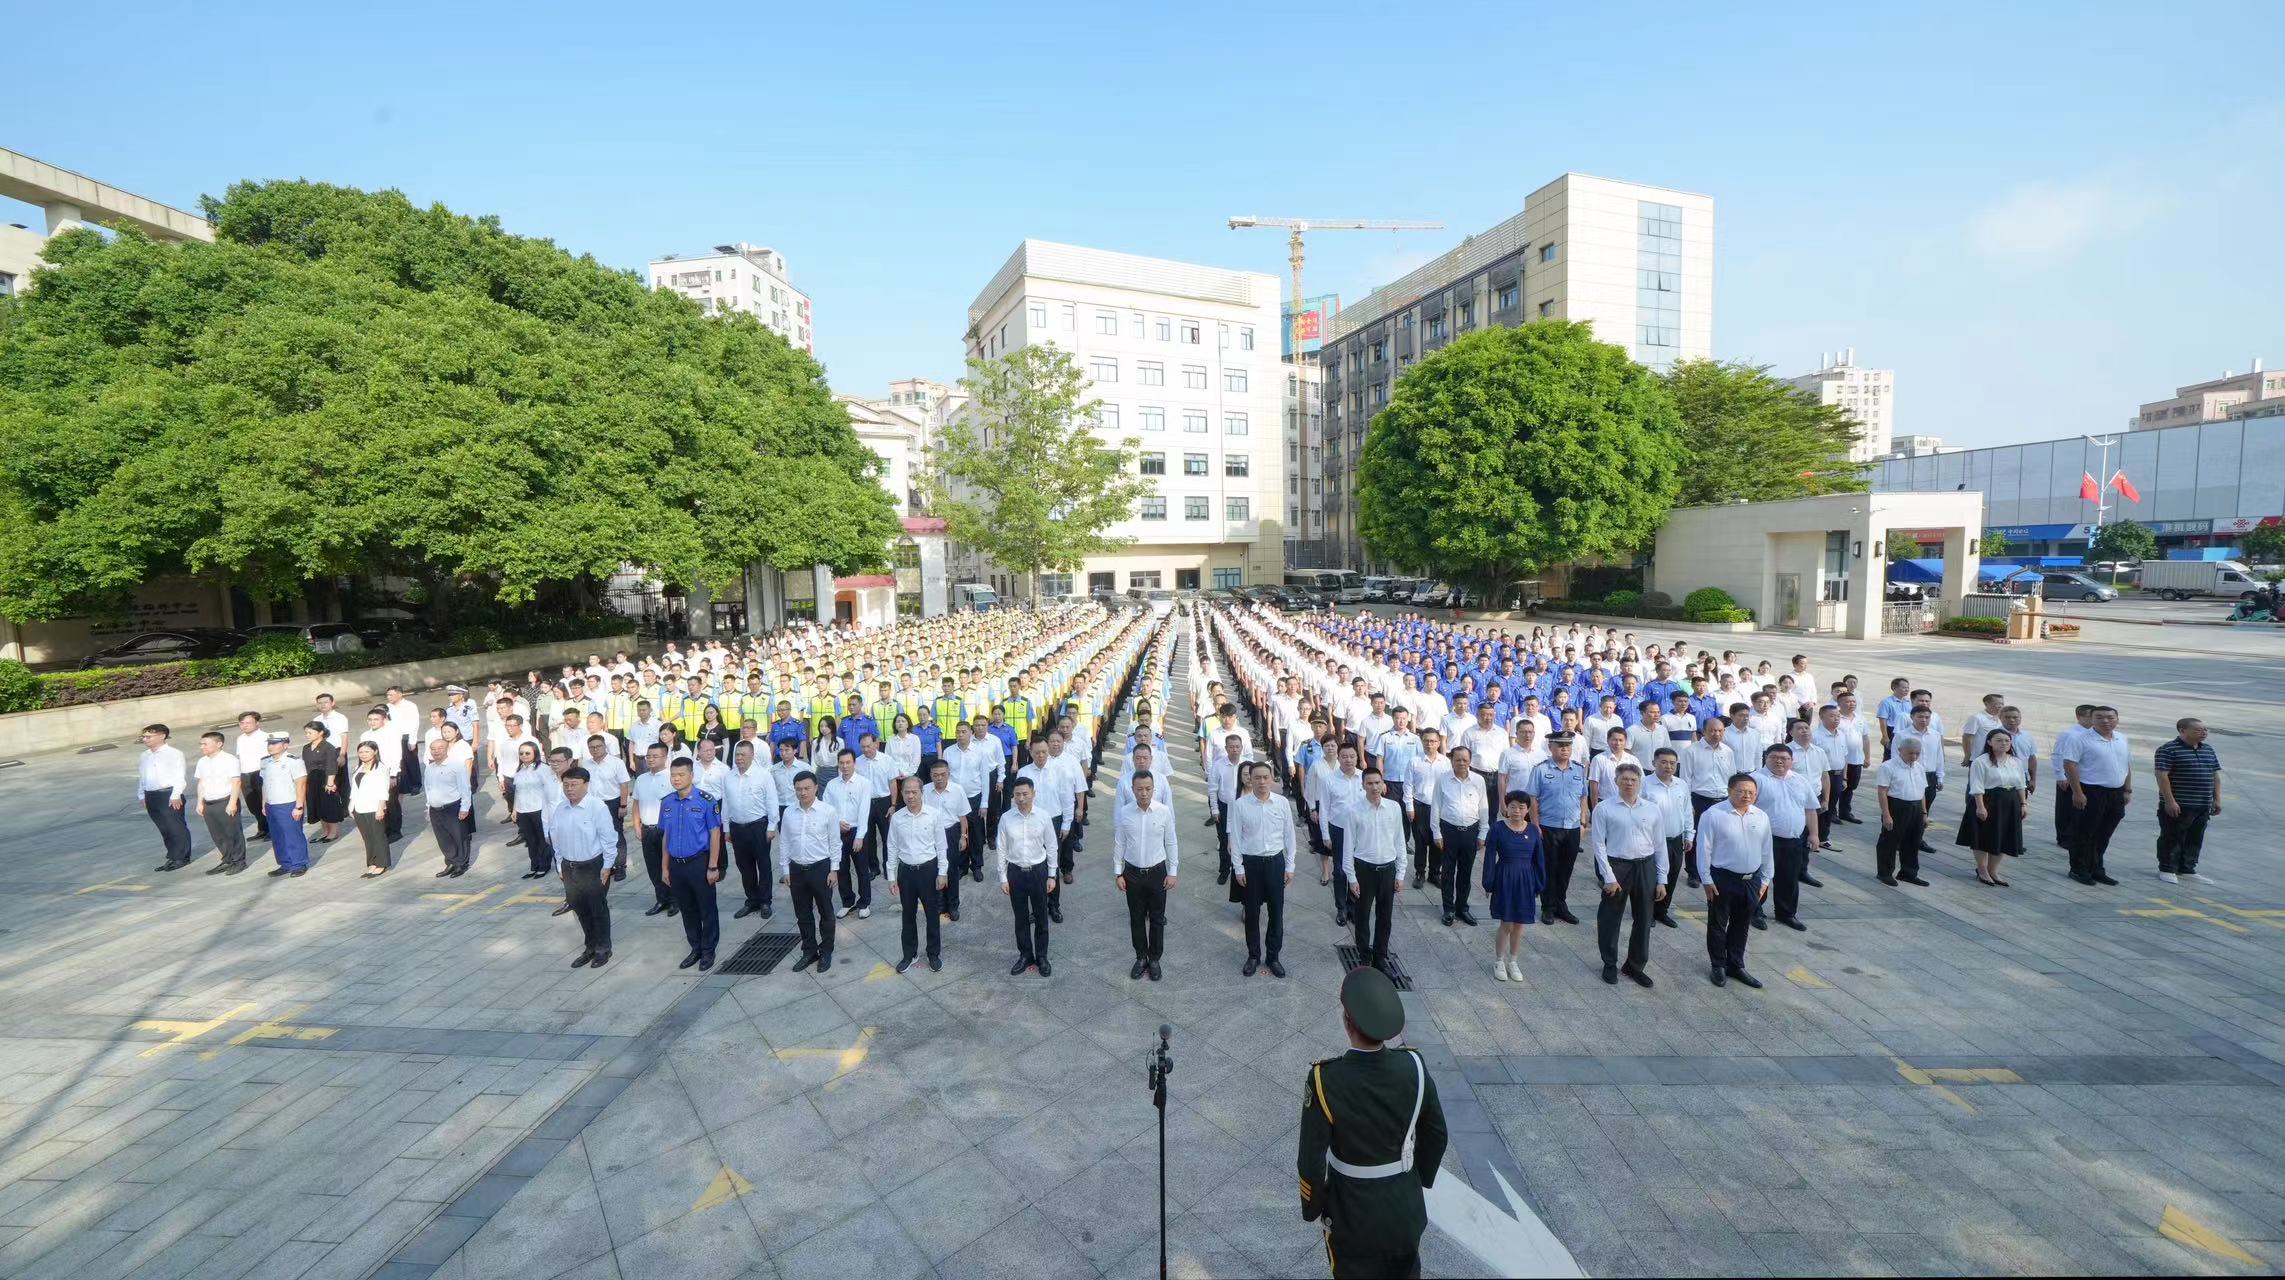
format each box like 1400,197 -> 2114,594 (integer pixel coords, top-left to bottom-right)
771,1203 -> 930,1280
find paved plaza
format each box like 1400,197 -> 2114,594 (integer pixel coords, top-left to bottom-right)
1,614 -> 2282,1278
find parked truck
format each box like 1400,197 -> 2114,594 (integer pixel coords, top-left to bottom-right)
2135,559 -> 2270,602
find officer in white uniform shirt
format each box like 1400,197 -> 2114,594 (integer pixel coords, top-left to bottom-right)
995,777 -> 1059,976
1749,743 -> 1820,932
425,737 -> 476,877
722,740 -> 781,922
232,712 -> 272,841
1695,774 -> 1773,990
1230,762 -> 1297,977
1588,761 -> 1666,986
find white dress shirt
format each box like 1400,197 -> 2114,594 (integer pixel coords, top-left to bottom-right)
194,752 -> 240,803
1897,727 -> 1948,784
886,806 -> 951,873
1017,762 -> 1072,823
1427,769 -> 1489,840
1748,768 -> 1817,839
823,772 -> 875,839
425,758 -> 473,814
138,744 -> 188,801
582,753 -> 631,804
1588,794 -> 1667,886
1682,740 -> 1740,799
2066,729 -> 2130,788
721,764 -> 781,827
1645,774 -> 1693,841
994,807 -> 1059,883
545,795 -> 619,871
1229,791 -> 1298,874
1341,797 -> 1408,886
1460,723 -> 1511,772
232,731 -> 268,777
1875,756 -> 1927,803
1694,803 -> 1775,881
776,800 -> 840,877
1317,767 -> 1366,833
359,726 -> 403,778
1114,800 -> 1179,874
1206,751 -> 1250,807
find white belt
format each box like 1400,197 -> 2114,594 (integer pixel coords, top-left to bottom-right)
1326,1052 -> 1425,1181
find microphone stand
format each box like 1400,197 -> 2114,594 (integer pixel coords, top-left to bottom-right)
1148,1024 -> 1173,1280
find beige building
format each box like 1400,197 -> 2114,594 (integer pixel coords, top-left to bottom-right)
646,243 -> 813,354
2136,360 -> 2281,430
0,145 -> 214,298
957,240 -> 1286,597
1786,348 -> 1895,462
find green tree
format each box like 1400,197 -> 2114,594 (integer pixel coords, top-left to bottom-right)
2238,522 -> 2285,574
1355,321 -> 1682,602
2087,519 -> 2158,565
1660,358 -> 1870,505
1980,529 -> 2010,558
918,345 -> 1153,595
1886,529 -> 1925,561
0,180 -> 899,624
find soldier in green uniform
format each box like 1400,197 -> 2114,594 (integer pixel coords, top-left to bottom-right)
1299,966 -> 1449,1279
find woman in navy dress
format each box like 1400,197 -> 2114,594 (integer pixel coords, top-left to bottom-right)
1482,790 -> 1547,983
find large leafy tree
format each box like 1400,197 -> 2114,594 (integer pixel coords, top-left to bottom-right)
1356,321 -> 1683,601
2087,519 -> 2158,565
1660,358 -> 1870,505
918,344 -> 1152,594
0,180 -> 898,623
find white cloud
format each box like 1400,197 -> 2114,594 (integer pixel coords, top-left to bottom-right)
1968,179 -> 2163,264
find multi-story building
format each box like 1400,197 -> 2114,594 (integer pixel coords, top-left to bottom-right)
2135,361 -> 2281,430
646,243 -> 812,354
1786,348 -> 1895,462
959,240 -> 1285,597
1318,173 -> 1714,569
1283,355 -> 1328,566
1885,434 -> 1958,459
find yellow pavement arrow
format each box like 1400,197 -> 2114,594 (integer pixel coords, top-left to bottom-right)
2195,898 -> 2285,928
486,887 -> 562,913
2159,1204 -> 2261,1266
691,1166 -> 754,1214
132,1002 -> 259,1058
772,1026 -> 877,1081
201,1007 -> 338,1060
2120,897 -> 2249,934
1785,966 -> 1831,989
422,884 -> 501,915
1891,1058 -> 1976,1115
862,962 -> 898,984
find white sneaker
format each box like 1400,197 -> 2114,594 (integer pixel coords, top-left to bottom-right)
2157,872 -> 2180,884
859,907 -> 872,919
838,905 -> 855,918
1493,960 -> 1509,982
1507,958 -> 1524,982
2187,872 -> 2216,884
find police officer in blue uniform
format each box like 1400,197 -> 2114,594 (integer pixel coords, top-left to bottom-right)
658,759 -> 726,971
1526,733 -> 1590,925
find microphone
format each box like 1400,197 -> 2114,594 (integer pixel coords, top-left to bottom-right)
1158,1024 -> 1172,1046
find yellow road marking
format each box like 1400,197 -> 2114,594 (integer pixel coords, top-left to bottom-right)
1785,966 -> 1831,989
486,887 -> 561,913
2194,898 -> 2285,927
861,962 -> 901,983
1891,1058 -> 1976,1115
422,884 -> 501,915
771,1026 -> 876,1081
75,877 -> 152,895
2159,1204 -> 2262,1266
2120,897 -> 2250,934
1917,1066 -> 2022,1085
691,1166 -> 754,1214
200,1006 -> 338,1060
131,1002 -> 259,1058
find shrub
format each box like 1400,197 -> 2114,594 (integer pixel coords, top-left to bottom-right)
1603,589 -> 1643,611
0,659 -> 46,713
373,633 -> 442,664
1682,587 -> 1740,621
439,626 -> 510,657
1943,616 -> 2006,634
219,633 -> 317,683
1640,590 -> 1672,608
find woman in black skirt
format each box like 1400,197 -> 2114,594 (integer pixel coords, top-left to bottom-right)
1957,727 -> 2027,886
301,721 -> 349,842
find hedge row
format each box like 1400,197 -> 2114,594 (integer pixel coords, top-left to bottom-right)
0,613 -> 628,714
1539,585 -> 1753,625
1541,598 -> 1691,622
1942,616 -> 2008,635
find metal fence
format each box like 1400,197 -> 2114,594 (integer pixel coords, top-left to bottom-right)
1882,602 -> 1938,635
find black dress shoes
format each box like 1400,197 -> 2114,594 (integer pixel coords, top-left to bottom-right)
1726,967 -> 1764,989
1130,959 -> 1146,980
1602,964 -> 1619,984
679,950 -> 702,970
1709,964 -> 1727,987
1623,965 -> 1653,989
1266,959 -> 1286,978
571,951 -> 595,968
734,904 -> 758,919
1011,957 -> 1031,976
1036,959 -> 1051,977
1242,958 -> 1259,977
645,902 -> 668,916
1799,872 -> 1825,887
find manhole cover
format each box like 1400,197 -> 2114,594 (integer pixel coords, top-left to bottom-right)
1334,944 -> 1416,991
716,931 -> 801,976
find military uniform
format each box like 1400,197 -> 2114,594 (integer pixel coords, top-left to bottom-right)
1299,968 -> 1448,1279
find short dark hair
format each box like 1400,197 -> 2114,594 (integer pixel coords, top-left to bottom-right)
563,766 -> 590,783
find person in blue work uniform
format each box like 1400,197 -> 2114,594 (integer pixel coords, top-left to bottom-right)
767,701 -> 809,759
1527,733 -> 1590,925
837,695 -> 880,759
658,759 -> 727,971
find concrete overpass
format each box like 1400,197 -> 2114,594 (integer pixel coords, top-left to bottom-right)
0,146 -> 212,242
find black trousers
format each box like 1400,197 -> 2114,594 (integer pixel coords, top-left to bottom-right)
1438,821 -> 1480,916
1597,855 -> 1654,969
1821,770 -> 1845,835
1540,826 -> 1581,919
604,797 -> 625,859
1326,1236 -> 1419,1280
2053,781 -> 2077,847
384,773 -> 405,842
1329,825 -> 1351,920
837,828 -> 874,909
1408,800 -> 1435,880
428,804 -> 471,872
2156,806 -> 2212,874
1876,799 -> 1924,879
1214,800 -> 1231,877
1659,834 -> 1687,916
1771,834 -> 1808,920
641,827 -> 669,906
1706,866 -> 1759,971
1240,854 -> 1285,962
242,771 -> 267,837
145,791 -> 193,865
897,860 -> 942,961
355,812 -> 391,870
789,859 -> 834,958
940,824 -> 965,915
1122,862 -> 1168,961
2069,785 -> 2127,878
1840,764 -> 1863,820
563,857 -> 611,953
1350,860 -> 1397,965
729,819 -> 771,909
516,810 -> 552,873
200,801 -> 247,867
865,797 -> 892,875
666,856 -> 719,956
1052,814 -> 1074,884
1008,861 -> 1050,963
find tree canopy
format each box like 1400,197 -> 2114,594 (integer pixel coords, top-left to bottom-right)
1660,358 -> 1870,505
918,345 -> 1152,589
1355,321 -> 1683,598
2087,519 -> 2158,565
0,180 -> 898,622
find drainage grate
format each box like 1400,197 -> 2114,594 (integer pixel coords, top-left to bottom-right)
1335,945 -> 1416,991
716,931 -> 802,976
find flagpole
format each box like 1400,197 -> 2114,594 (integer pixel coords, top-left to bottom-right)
2083,434 -> 2117,533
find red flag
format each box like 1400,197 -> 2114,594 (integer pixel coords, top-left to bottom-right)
2079,472 -> 2099,502
2110,470 -> 2141,504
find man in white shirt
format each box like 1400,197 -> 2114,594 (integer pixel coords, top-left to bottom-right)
548,767 -> 619,968
1832,692 -> 1873,825
1460,704 -> 1511,815
138,723 -> 194,871
1017,739 -> 1073,926
1428,747 -> 1490,927
1497,720 -> 1548,805
1750,743 -> 1821,932
231,712 -> 271,841
631,744 -> 678,916
191,730 -> 247,875
1206,733 -> 1252,887
723,739 -> 780,922
1589,761 -> 1666,987
1343,769 -> 1409,973
824,748 -> 878,917
1645,748 -> 1694,919
1117,741 -> 1173,811
923,759 -> 971,921
1045,732 -> 1090,873
1230,762 -> 1296,978
1681,720 -> 1739,827
1873,735 -> 1930,886
425,737 -> 476,877
1696,774 -> 1773,990
1960,692 -> 2007,767
1897,704 -> 1948,857
995,777 -> 1059,976
944,723 -> 1001,884
776,771 -> 841,972
1405,729 -> 1447,887
2051,703 -> 2096,849
886,776 -> 950,973
690,737 -> 732,806
2062,705 -> 2131,886
1114,772 -> 1178,982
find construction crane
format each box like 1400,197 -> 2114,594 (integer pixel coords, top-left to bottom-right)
1226,216 -> 1443,358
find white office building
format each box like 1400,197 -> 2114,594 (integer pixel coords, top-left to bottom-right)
646,243 -> 812,355
1786,348 -> 1895,462
960,240 -> 1286,597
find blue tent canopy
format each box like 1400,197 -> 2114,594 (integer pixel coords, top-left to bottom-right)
1888,559 -> 2024,587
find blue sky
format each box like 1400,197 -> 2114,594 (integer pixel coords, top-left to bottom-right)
6,0 -> 2279,448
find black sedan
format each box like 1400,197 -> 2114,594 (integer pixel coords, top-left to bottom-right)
79,628 -> 250,669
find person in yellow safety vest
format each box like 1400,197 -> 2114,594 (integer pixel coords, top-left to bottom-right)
605,676 -> 636,734
1000,677 -> 1036,746
807,686 -> 842,739
932,678 -> 967,740
718,676 -> 748,731
672,676 -> 710,739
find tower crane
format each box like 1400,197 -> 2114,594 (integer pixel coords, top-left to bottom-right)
1225,216 -> 1443,358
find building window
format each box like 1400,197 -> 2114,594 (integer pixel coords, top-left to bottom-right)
1224,368 -> 1249,393
1497,284 -> 1519,311
1539,243 -> 1558,263
1369,341 -> 1386,363
1097,405 -> 1120,431
1155,317 -> 1171,341
1226,454 -> 1250,477
1140,452 -> 1167,476
1240,326 -> 1255,351
1213,568 -> 1243,589
1129,570 -> 1162,589
1060,303 -> 1076,330
1138,361 -> 1165,386
1140,497 -> 1167,521
1538,300 -> 1554,318
1039,572 -> 1073,598
1370,384 -> 1386,407
1132,312 -> 1145,334
1457,300 -> 1473,328
1289,475 -> 1300,494
1182,364 -> 1208,390
1426,314 -> 1446,340
1140,406 -> 1165,431
1183,453 -> 1209,476
1182,410 -> 1208,434
1224,412 -> 1249,436
1029,303 -> 1047,327
1180,320 -> 1200,344
1095,312 -> 1118,335
1226,498 -> 1251,522
1184,496 -> 1210,520
1090,357 -> 1119,382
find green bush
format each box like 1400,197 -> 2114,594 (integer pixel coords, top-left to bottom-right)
1640,590 -> 1672,608
1943,616 -> 2007,634
219,633 -> 318,683
0,659 -> 46,712
373,633 -> 442,664
1602,589 -> 1643,611
1682,587 -> 1740,621
439,626 -> 510,657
